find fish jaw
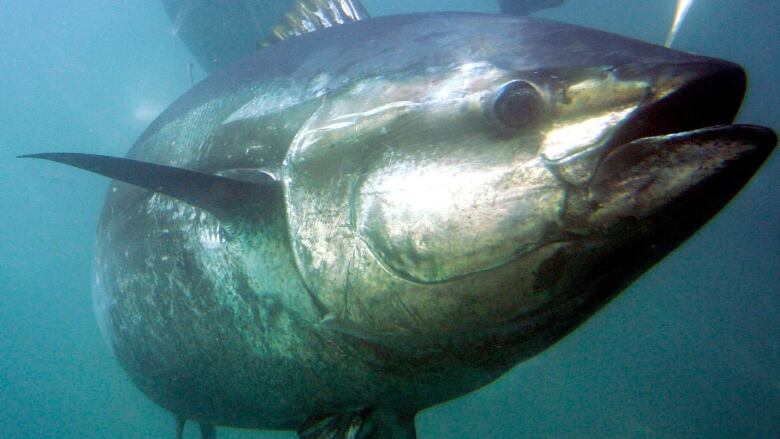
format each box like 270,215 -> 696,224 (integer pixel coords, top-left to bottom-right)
570,125 -> 776,231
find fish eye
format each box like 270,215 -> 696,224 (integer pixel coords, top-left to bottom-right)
492,80 -> 544,130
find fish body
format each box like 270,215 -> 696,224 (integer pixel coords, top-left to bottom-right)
24,10 -> 776,439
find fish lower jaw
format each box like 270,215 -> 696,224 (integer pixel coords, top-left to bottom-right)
565,124 -> 775,232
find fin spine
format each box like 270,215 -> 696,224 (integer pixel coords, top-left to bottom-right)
264,0 -> 370,46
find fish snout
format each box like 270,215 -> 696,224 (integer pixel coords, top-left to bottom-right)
607,59 -> 747,148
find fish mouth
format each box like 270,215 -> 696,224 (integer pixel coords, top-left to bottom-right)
578,60 -> 777,227
543,60 -> 756,189
592,124 -> 776,205
608,60 -> 747,148
530,62 -> 776,344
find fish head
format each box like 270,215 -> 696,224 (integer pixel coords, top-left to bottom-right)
284,15 -> 775,350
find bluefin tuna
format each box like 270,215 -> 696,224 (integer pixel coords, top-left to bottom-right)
21,0 -> 776,437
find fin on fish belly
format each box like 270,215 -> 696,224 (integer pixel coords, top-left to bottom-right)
174,417 -> 217,439
175,416 -> 185,439
298,408 -> 417,439
199,423 -> 216,439
17,152 -> 283,224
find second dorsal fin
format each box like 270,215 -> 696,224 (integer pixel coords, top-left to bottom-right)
264,0 -> 370,46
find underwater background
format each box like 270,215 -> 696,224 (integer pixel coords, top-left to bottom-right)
0,0 -> 777,437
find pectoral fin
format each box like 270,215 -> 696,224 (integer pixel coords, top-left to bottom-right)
18,152 -> 283,224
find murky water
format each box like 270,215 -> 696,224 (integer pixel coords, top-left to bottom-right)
1,1 -> 777,437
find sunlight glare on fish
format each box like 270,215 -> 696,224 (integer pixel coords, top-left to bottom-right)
665,0 -> 695,47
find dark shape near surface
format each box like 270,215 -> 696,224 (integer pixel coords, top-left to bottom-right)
161,0 -> 566,73
161,0 -> 564,76
22,0 -> 777,438
161,0 -> 370,74
498,0 -> 565,15
160,0 -> 295,73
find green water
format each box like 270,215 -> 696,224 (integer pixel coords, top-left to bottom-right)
1,1 -> 777,437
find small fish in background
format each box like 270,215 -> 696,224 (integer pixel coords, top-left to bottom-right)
666,0 -> 695,47
497,0 -> 565,15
